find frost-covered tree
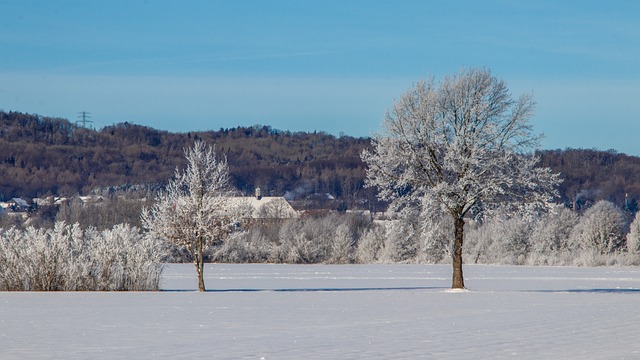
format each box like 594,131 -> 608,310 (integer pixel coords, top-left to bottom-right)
379,215 -> 419,263
363,68 -> 560,288
627,211 -> 640,254
142,141 -> 244,292
328,223 -> 355,264
570,200 -> 626,254
356,226 -> 386,263
527,206 -> 579,265
416,204 -> 453,264
464,214 -> 533,265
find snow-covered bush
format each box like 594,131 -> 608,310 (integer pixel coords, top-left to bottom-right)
626,211 -> 640,254
276,219 -> 327,263
355,225 -> 386,263
527,206 -> 579,265
569,200 -> 626,254
378,215 -> 418,263
464,216 -> 533,265
191,201 -> 640,267
212,230 -> 271,263
89,224 -> 165,291
212,212 -> 372,264
0,222 -> 164,291
529,206 -> 578,253
327,224 -> 355,264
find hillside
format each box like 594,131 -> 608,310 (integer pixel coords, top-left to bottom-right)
538,148 -> 640,212
2,111 -> 640,212
0,111 -> 375,210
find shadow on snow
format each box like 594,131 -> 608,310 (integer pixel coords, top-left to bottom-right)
531,288 -> 640,294
162,286 -> 447,293
161,287 -> 640,294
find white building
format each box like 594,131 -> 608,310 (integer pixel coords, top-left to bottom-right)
228,188 -> 298,222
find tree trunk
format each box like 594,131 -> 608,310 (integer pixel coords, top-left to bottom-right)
452,216 -> 465,289
195,237 -> 206,292
197,260 -> 206,292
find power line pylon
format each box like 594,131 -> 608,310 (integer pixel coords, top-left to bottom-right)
77,111 -> 93,128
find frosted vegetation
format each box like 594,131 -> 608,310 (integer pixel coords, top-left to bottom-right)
213,200 -> 640,267
3,197 -> 638,291
0,223 -> 164,291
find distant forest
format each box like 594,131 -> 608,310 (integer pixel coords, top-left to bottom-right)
1,111 -> 639,212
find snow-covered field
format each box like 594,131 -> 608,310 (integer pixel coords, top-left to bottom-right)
2,264 -> 640,359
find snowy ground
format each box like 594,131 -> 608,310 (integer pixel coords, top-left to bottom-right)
2,264 -> 640,359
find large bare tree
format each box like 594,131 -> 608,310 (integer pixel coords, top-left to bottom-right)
142,141 -> 244,292
363,68 -> 560,289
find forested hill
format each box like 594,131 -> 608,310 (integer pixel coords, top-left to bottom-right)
0,111 -> 374,209
2,111 -> 640,212
538,149 -> 640,212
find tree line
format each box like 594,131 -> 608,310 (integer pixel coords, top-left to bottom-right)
0,111 -> 374,210
2,111 -> 639,213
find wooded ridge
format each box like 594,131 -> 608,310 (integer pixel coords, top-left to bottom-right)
1,111 -> 639,212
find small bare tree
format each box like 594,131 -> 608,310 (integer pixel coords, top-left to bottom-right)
142,141 -> 243,292
363,68 -> 560,288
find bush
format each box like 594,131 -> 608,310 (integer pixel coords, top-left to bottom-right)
464,217 -> 533,265
378,217 -> 418,263
627,211 -> 640,254
210,203 -> 640,267
212,212 -> 373,264
355,226 -> 385,263
569,200 -> 627,254
0,222 -> 164,291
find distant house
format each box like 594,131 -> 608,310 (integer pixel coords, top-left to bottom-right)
31,196 -> 70,207
79,195 -> 104,205
8,198 -> 29,212
228,188 -> 298,224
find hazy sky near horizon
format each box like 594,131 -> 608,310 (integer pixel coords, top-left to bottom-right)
2,1 -> 639,154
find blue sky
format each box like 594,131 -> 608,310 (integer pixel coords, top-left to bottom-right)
1,1 -> 639,154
